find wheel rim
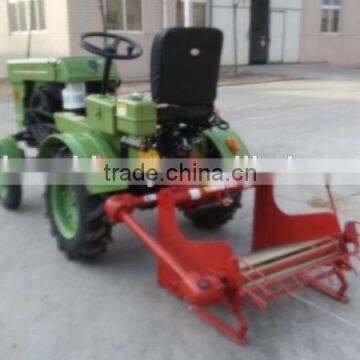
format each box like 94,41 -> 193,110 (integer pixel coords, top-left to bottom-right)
0,185 -> 9,200
51,185 -> 79,239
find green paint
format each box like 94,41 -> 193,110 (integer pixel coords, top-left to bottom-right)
39,132 -> 117,159
7,57 -> 119,84
50,185 -> 79,239
86,95 -> 117,135
39,132 -> 128,195
202,127 -> 250,158
7,57 -> 120,128
85,94 -> 158,137
54,113 -> 92,134
116,96 -> 157,136
0,137 -> 24,159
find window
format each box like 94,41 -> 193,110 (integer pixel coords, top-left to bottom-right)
321,0 -> 341,33
176,0 -> 208,27
8,0 -> 46,32
193,1 -> 207,27
105,0 -> 143,31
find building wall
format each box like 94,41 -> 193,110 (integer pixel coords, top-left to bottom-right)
0,0 -> 165,81
66,0 -> 164,81
0,0 -> 71,78
213,0 -> 301,66
270,0 -> 302,63
300,0 -> 360,66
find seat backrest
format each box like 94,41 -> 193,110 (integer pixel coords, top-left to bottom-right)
151,27 -> 223,106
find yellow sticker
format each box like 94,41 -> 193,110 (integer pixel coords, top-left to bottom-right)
117,103 -> 127,117
139,149 -> 160,171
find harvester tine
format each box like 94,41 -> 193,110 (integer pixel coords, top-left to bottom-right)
239,259 -> 277,302
305,264 -> 350,303
242,288 -> 268,312
317,266 -> 334,286
244,278 -> 275,303
342,256 -> 357,275
301,269 -> 316,287
291,275 -> 308,297
276,279 -> 295,301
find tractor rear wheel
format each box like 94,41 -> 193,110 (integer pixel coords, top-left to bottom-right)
184,140 -> 242,229
184,192 -> 241,230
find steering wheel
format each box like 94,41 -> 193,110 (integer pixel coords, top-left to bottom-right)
80,32 -> 143,60
80,32 -> 143,94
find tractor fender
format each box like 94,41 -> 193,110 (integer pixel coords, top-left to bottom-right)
39,132 -> 127,194
0,137 -> 24,179
202,127 -> 250,158
0,136 -> 24,158
39,132 -> 116,159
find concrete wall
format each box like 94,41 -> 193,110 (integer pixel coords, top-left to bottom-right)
0,0 -> 71,78
67,0 -> 164,81
300,0 -> 360,66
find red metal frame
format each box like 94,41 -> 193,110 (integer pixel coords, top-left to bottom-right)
104,185 -> 359,345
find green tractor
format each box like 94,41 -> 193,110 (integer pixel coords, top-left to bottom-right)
1,28 -> 249,260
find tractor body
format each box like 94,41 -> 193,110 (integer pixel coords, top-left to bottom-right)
2,28 -> 247,257
4,28 -> 247,196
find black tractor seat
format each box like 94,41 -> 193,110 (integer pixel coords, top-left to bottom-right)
151,27 -> 223,125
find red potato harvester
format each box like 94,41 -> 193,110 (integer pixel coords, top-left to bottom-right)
105,184 -> 360,345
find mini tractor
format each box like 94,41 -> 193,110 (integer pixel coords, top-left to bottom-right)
2,28 -> 359,345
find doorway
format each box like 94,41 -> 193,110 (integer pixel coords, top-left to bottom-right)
250,0 -> 270,64
269,11 -> 285,63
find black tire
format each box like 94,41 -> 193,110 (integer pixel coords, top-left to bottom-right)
184,139 -> 242,229
184,192 -> 241,230
46,148 -> 112,260
1,185 -> 22,210
46,186 -> 112,260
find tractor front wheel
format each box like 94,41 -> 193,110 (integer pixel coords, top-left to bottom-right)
46,184 -> 112,260
0,184 -> 22,210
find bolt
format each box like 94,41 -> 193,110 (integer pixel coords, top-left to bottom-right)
222,196 -> 234,207
197,278 -> 211,291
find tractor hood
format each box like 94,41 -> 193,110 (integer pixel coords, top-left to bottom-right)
7,57 -> 120,84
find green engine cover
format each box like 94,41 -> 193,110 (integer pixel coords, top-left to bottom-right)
116,96 -> 157,136
86,95 -> 117,135
85,94 -> 158,137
